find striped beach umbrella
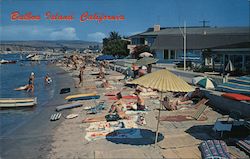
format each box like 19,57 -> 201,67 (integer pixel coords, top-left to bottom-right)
197,77 -> 216,89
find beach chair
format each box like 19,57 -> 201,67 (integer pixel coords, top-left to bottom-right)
213,111 -> 244,138
87,101 -> 106,114
190,103 -> 208,120
235,136 -> 250,156
159,98 -> 209,122
199,140 -> 232,159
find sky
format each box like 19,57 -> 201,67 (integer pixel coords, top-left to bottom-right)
0,0 -> 249,42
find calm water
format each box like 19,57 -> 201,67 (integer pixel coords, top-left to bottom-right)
0,54 -> 58,135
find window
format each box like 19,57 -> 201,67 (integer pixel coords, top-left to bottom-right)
170,50 -> 175,59
164,49 -> 169,59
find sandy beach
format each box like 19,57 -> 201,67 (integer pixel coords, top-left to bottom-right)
46,58 -> 248,159
0,56 -> 248,159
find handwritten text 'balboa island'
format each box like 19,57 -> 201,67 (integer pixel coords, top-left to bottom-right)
11,11 -> 125,22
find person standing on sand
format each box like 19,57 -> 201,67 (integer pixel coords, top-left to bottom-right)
27,72 -> 35,92
131,63 -> 139,79
78,65 -> 85,87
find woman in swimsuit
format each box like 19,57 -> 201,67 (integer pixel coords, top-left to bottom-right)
82,92 -> 129,123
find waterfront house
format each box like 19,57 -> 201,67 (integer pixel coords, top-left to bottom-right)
128,25 -> 250,73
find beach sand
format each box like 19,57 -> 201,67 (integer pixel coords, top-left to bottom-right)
48,62 -> 248,159
1,59 -> 248,159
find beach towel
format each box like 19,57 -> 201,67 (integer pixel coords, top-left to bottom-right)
104,91 -> 120,96
85,120 -> 138,141
86,120 -> 137,132
108,95 -> 138,100
159,115 -> 207,122
199,140 -> 232,159
236,136 -> 250,155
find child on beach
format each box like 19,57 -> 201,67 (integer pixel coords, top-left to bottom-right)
127,90 -> 146,111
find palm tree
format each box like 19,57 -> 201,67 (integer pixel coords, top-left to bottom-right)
109,31 -> 121,40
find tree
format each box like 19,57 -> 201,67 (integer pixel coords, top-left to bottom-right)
109,31 -> 121,40
132,45 -> 151,59
102,31 -> 129,57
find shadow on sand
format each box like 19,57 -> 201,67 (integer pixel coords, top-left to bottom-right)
106,128 -> 164,145
185,124 -> 216,140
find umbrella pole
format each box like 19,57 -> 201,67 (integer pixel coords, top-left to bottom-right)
155,92 -> 163,145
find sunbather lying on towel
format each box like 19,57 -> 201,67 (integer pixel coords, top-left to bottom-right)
135,85 -> 154,93
127,90 -> 146,111
82,92 -> 130,123
161,96 -> 193,111
98,78 -> 115,89
181,87 -> 204,101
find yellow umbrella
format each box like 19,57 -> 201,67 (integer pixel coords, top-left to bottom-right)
131,69 -> 194,144
131,69 -> 194,92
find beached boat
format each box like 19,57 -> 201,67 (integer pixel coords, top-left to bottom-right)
0,97 -> 37,108
65,93 -> 97,100
56,102 -> 83,111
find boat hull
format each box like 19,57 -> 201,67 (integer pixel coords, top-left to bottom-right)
0,97 -> 37,108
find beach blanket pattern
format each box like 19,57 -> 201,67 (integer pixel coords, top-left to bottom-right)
199,140 -> 232,159
85,120 -> 139,141
236,136 -> 250,155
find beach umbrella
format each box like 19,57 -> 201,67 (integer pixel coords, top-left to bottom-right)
225,60 -> 235,72
197,77 -> 216,89
135,57 -> 158,66
130,69 -> 194,145
139,52 -> 153,57
192,76 -> 206,85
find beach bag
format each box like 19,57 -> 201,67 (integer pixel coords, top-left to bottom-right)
105,114 -> 120,122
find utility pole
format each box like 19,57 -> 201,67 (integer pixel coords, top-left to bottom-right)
184,21 -> 186,71
179,21 -> 187,71
199,20 -> 210,27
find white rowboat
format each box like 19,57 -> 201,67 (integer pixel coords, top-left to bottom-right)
0,97 -> 37,108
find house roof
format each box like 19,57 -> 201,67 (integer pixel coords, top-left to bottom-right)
151,34 -> 250,50
140,27 -> 249,36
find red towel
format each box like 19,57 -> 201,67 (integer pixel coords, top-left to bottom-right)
108,95 -> 138,100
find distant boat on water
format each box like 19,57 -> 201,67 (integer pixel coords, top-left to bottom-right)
0,59 -> 17,64
30,54 -> 45,61
25,54 -> 45,61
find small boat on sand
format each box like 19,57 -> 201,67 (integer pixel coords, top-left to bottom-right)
65,93 -> 97,100
0,97 -> 37,108
56,102 -> 83,111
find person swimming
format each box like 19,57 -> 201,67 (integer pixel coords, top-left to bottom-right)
45,73 -> 52,84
